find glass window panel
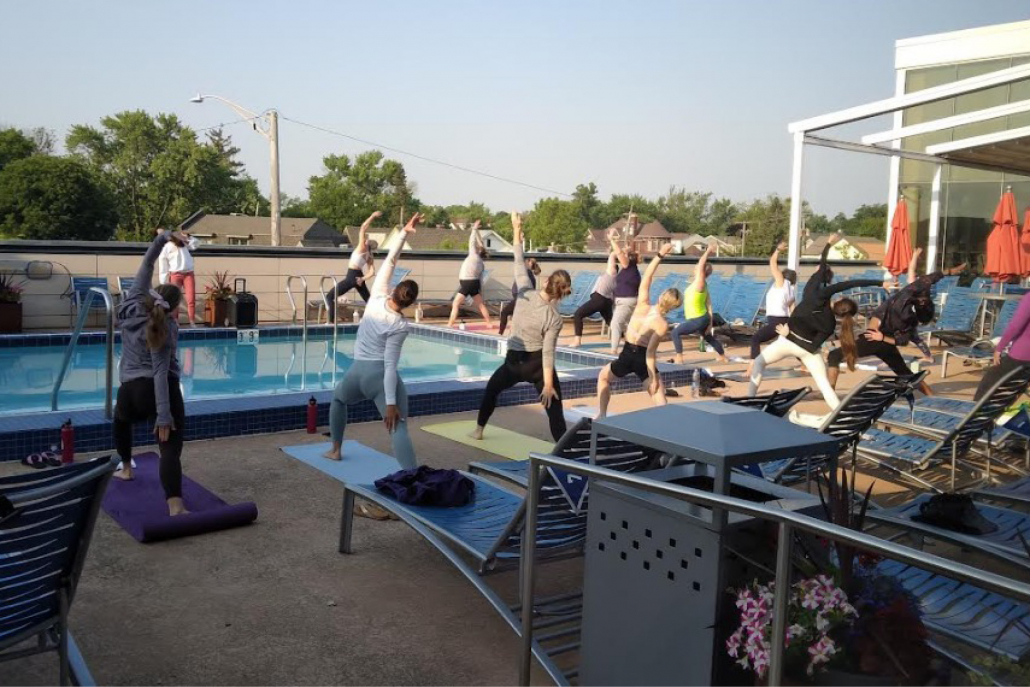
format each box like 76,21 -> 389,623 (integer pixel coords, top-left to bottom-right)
942,181 -> 1006,272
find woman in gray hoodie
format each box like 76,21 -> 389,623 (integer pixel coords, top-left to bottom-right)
113,230 -> 188,516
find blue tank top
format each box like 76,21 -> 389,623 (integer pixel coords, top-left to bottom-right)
614,261 -> 641,298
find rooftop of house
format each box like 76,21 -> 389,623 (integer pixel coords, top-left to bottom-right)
180,213 -> 347,247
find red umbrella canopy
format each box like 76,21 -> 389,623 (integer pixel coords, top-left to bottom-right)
1021,208 -> 1030,277
884,199 -> 913,277
985,190 -> 1021,283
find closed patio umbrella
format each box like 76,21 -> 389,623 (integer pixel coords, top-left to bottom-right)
985,189 -> 1021,285
1020,208 -> 1030,279
884,199 -> 913,277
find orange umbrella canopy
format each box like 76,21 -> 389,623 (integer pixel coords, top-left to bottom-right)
884,200 -> 913,277
985,190 -> 1021,283
1021,208 -> 1030,277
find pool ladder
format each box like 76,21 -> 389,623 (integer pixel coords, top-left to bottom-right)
319,276 -> 341,386
284,275 -> 314,390
51,287 -> 115,419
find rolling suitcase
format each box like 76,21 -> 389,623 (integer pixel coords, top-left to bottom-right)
228,278 -> 259,328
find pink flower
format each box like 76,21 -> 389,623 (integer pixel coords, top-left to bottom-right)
807,636 -> 837,676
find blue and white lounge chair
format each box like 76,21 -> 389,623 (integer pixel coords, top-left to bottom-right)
859,365 -> 1030,491
718,277 -> 769,330
922,287 -> 984,346
67,276 -> 110,326
0,457 -> 116,686
558,271 -> 601,318
940,297 -> 1020,378
116,277 -> 136,306
721,387 -> 810,418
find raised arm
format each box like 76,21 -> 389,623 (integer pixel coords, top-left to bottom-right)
694,243 -> 714,290
468,220 -> 483,255
638,243 -> 673,303
769,241 -> 787,288
132,231 -> 173,298
511,213 -> 532,292
606,250 -> 618,276
372,213 -> 421,298
609,231 -> 629,269
358,210 -> 381,251
907,246 -> 922,284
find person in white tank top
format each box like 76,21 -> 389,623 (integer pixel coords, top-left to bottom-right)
749,241 -> 797,360
326,211 -> 380,322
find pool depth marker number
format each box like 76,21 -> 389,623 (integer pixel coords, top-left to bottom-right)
237,329 -> 260,346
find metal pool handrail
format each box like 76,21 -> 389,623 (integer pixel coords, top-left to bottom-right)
518,453 -> 1030,687
284,275 -> 309,344
51,287 -> 115,419
319,275 -> 340,355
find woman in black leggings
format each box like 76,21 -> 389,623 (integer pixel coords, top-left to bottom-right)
571,249 -> 618,347
498,258 -> 540,335
112,230 -> 188,516
327,210 -> 379,322
473,214 -> 572,442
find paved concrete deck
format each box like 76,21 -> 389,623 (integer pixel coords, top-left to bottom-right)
2,321 -> 1020,684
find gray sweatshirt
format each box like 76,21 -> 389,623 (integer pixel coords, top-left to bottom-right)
508,241 -> 562,371
118,232 -> 181,426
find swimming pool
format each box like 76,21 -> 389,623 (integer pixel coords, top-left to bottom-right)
0,330 -> 592,416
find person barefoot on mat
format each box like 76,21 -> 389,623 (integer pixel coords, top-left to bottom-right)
597,244 -> 681,419
327,210 -> 380,323
447,220 -> 491,328
471,212 -> 572,442
498,256 -> 541,335
747,233 -> 882,411
570,237 -> 618,348
323,214 -> 423,465
826,248 -> 964,396
750,241 -> 796,359
113,230 -> 189,516
671,244 -> 729,364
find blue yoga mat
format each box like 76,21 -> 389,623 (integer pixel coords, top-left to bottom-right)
280,441 -> 401,484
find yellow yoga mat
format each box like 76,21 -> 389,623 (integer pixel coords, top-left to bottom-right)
420,421 -> 554,461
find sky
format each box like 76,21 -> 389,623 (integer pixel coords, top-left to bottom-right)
1,1 -> 1027,218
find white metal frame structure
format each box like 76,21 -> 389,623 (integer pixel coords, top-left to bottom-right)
784,21 -> 1030,272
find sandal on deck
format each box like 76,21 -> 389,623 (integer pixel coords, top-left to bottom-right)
21,453 -> 49,470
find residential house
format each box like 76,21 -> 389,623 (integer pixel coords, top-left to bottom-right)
802,233 -> 885,262
668,233 -> 737,256
598,215 -> 672,257
179,212 -> 347,248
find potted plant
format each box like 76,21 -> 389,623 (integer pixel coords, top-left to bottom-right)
203,271 -> 234,327
0,272 -> 26,333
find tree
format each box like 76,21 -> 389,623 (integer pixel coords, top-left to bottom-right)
67,110 -> 251,240
572,182 -> 603,227
307,150 -> 419,230
593,194 -> 660,229
524,197 -> 590,252
0,128 -> 37,173
281,193 -> 313,218
0,156 -> 117,241
491,211 -> 514,241
845,204 -> 888,239
444,201 -> 493,226
422,205 -> 450,227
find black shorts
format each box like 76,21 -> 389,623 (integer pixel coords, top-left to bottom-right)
610,342 -> 650,381
458,279 -> 482,298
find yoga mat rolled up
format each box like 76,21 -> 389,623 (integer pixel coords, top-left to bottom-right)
101,452 -> 258,543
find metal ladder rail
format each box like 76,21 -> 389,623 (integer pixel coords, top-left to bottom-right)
51,287 -> 115,419
285,275 -> 309,390
319,276 -> 341,385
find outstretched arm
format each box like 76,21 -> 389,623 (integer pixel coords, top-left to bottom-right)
511,213 -> 532,292
769,241 -> 786,288
372,213 -> 421,298
638,243 -> 673,303
132,231 -> 173,299
609,231 -> 629,269
358,210 -> 381,252
468,220 -> 483,255
907,246 -> 921,284
606,250 -> 618,276
695,244 -> 714,291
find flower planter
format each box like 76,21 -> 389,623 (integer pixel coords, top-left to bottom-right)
205,299 -> 229,328
0,301 -> 22,333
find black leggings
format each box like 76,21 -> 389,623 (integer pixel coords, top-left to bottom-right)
113,376 -> 185,499
827,338 -> 910,377
573,293 -> 614,337
477,350 -> 567,442
499,299 -> 517,335
326,268 -> 370,322
750,316 -> 791,359
975,354 -> 1030,400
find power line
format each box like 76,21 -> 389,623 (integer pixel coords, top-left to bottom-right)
195,116 -> 260,134
280,114 -> 572,199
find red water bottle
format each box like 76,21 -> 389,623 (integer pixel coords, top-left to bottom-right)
60,419 -> 75,464
306,397 -> 318,434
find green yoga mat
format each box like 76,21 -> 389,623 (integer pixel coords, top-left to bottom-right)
420,421 -> 554,461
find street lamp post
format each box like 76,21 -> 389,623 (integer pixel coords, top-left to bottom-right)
191,94 -> 281,247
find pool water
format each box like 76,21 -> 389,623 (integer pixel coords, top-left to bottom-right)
0,333 -> 589,415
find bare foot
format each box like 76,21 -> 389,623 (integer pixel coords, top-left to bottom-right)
716,355 -> 729,364
322,449 -> 342,461
568,338 -> 581,348
468,426 -> 484,441
167,497 -> 189,516
113,467 -> 134,481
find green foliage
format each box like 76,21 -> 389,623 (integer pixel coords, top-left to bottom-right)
593,193 -> 660,228
281,193 -> 312,218
524,197 -> 590,252
0,128 -> 38,173
491,211 -> 513,241
0,155 -> 117,241
842,204 -> 888,238
736,194 -> 794,256
308,150 -> 419,230
572,182 -> 604,227
422,205 -> 450,226
656,187 -> 740,235
444,201 -> 492,225
66,110 -> 262,240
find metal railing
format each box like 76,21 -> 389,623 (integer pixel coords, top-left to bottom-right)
518,453 -> 1030,686
284,275 -> 308,345
319,275 -> 340,353
51,287 -> 114,419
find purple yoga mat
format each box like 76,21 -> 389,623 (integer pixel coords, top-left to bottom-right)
101,452 -> 258,543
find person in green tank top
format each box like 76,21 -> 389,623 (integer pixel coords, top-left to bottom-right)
670,244 -> 729,364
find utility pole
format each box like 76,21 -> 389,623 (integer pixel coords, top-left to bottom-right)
268,110 -> 281,247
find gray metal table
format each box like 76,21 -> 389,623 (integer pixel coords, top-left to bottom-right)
590,401 -> 842,528
976,291 -> 1025,337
